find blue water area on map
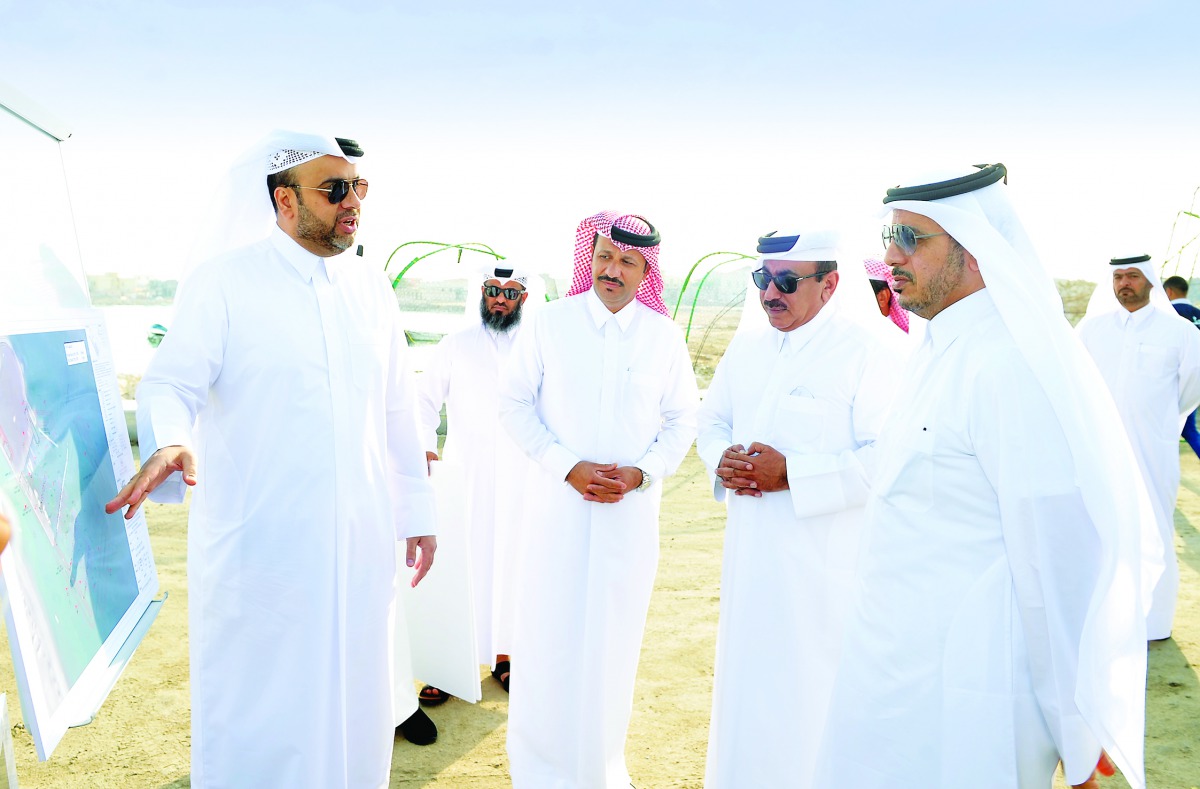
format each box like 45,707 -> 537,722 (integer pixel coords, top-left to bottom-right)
0,329 -> 140,685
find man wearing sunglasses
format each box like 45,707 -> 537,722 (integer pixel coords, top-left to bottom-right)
697,229 -> 897,789
1076,256 -> 1200,644
500,211 -> 699,788
815,165 -> 1151,789
414,266 -> 535,706
106,132 -> 438,787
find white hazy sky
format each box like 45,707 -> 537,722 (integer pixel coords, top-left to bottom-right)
4,0 -> 1200,283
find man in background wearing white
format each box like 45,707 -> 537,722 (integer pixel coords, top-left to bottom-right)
1077,255 -> 1200,641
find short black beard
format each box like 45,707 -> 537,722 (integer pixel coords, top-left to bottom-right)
295,191 -> 353,254
480,296 -> 523,332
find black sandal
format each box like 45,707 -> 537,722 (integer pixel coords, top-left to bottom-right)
491,660 -> 511,693
418,684 -> 450,706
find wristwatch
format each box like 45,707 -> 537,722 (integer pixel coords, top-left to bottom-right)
635,468 -> 653,492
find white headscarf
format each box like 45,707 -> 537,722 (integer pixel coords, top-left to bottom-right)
735,228 -> 892,339
458,262 -> 546,324
1082,254 -> 1174,319
884,164 -> 1156,788
189,131 -> 364,271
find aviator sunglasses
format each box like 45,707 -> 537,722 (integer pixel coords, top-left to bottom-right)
751,268 -> 823,294
483,285 -> 526,300
881,223 -> 947,255
288,178 -> 370,204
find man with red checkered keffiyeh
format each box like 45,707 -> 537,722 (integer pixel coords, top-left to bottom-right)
500,211 -> 699,787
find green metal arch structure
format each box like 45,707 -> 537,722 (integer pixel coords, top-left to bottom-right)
1163,186 -> 1200,281
672,251 -> 756,342
385,241 -> 505,288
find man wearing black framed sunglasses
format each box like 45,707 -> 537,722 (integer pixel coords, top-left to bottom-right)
697,228 -> 897,789
106,132 -> 439,786
414,265 -> 535,708
818,165 -> 1150,789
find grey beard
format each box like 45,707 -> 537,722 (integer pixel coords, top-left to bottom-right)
480,297 -> 523,332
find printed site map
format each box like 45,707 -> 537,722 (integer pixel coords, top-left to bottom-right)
0,318 -> 157,759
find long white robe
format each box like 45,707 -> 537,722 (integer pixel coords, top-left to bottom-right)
500,290 -> 699,789
138,227 -> 435,789
418,320 -> 529,664
817,290 -> 1137,788
696,306 -> 896,789
1077,303 -> 1200,638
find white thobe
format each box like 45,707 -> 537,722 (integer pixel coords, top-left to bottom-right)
500,290 -> 699,789
418,320 -> 530,663
138,227 -> 435,789
696,306 -> 896,789
1077,304 -> 1200,638
817,290 -> 1122,788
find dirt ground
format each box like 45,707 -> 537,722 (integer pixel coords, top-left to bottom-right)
1,444 -> 1198,787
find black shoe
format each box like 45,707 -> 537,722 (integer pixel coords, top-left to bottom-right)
396,707 -> 437,745
491,660 -> 510,693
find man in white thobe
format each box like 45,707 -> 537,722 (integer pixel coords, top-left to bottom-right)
106,132 -> 437,788
501,211 -> 699,788
416,265 -> 534,702
1076,255 -> 1200,640
815,165 -> 1152,789
698,230 -> 896,789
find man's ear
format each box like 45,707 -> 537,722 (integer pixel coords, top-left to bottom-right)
821,271 -> 839,302
274,186 -> 297,220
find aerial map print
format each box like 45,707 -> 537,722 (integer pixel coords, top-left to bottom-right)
0,318 -> 158,759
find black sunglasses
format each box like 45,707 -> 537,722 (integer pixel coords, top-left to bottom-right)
881,223 -> 947,255
751,267 -> 822,294
483,285 -> 525,300
288,178 -> 369,204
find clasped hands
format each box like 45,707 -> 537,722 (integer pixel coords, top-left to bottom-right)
715,442 -> 788,497
566,461 -> 642,503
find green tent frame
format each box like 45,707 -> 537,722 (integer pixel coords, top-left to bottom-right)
672,251 -> 755,341
1163,186 -> 1200,280
385,241 -> 505,288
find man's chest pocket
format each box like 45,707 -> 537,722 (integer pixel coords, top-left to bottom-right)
776,393 -> 826,447
1137,344 -> 1176,378
881,427 -> 935,513
351,339 -> 387,391
625,369 -> 664,398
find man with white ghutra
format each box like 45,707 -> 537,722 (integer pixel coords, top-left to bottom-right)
414,264 -> 539,705
698,228 -> 899,789
1076,254 -> 1200,642
814,164 -> 1153,789
106,132 -> 438,787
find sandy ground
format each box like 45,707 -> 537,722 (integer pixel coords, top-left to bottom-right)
1,443 -> 1198,787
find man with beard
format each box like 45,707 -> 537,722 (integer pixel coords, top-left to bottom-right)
106,132 -> 438,788
414,266 -> 534,705
815,165 -> 1153,788
1077,256 -> 1200,641
501,211 -> 698,787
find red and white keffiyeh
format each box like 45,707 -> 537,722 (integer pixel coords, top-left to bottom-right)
566,211 -> 668,316
863,257 -> 910,333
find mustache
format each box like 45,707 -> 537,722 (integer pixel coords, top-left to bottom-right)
891,268 -> 914,282
597,275 -> 624,286
763,299 -> 786,310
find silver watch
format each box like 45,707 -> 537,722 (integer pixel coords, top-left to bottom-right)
635,468 -> 653,491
